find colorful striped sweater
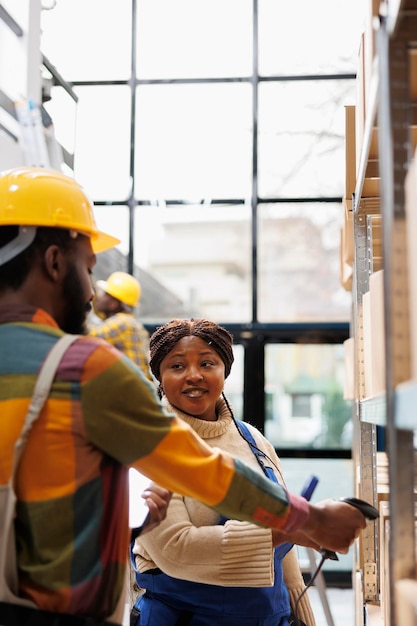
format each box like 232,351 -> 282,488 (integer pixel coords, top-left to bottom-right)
0,305 -> 308,622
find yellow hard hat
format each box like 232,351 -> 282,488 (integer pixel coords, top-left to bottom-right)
101,271 -> 141,307
0,167 -> 120,254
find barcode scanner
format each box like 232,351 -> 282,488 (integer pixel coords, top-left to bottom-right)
320,496 -> 379,562
340,496 -> 379,520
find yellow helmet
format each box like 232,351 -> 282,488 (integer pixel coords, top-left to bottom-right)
0,167 -> 120,255
100,271 -> 141,307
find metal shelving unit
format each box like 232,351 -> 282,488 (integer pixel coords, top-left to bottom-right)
350,1 -> 417,624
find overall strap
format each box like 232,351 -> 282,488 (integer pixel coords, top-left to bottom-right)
235,419 -> 277,483
13,334 -> 80,472
236,420 -> 294,560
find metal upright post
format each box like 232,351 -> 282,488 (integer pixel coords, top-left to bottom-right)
377,13 -> 416,626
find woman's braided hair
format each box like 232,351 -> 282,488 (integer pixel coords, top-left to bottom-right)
149,318 -> 234,382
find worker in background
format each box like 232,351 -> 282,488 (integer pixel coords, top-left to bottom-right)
90,271 -> 153,381
0,167 -> 366,626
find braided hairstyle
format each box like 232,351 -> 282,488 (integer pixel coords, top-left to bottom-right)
149,318 -> 234,385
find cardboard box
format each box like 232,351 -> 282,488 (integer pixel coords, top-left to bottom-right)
342,197 -> 354,265
343,337 -> 355,400
340,229 -> 353,291
362,177 -> 380,197
369,269 -> 386,395
361,270 -> 386,397
362,290 -> 373,398
356,34 -> 366,176
368,215 -> 383,270
395,579 -> 417,625
369,127 -> 378,161
360,0 -> 380,187
380,501 -> 417,626
345,105 -> 356,200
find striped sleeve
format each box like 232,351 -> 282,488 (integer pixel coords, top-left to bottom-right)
81,341 -> 306,531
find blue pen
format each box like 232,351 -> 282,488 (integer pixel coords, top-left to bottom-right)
300,475 -> 319,501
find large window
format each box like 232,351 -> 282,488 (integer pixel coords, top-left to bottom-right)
39,0 -> 365,421
40,0 -> 365,577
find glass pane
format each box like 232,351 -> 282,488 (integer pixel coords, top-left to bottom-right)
258,79 -> 356,198
40,0 -> 131,81
258,203 -> 351,323
134,84 -> 252,200
265,344 -> 352,450
224,344 -> 244,421
93,204 -> 130,258
281,458 -> 354,572
137,0 -> 252,79
73,86 -> 131,201
43,85 -> 77,156
259,0 -> 365,76
133,204 -> 252,323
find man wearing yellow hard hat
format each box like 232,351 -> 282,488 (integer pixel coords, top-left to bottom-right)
90,271 -> 153,382
0,167 -> 367,625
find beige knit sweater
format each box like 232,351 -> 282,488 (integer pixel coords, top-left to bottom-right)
132,397 -> 316,626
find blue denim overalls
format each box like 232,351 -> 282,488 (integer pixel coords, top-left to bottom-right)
130,421 -> 294,626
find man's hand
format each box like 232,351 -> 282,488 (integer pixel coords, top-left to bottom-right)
271,529 -> 321,551
299,499 -> 367,554
140,482 -> 172,535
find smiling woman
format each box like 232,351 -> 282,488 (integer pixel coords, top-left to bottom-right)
130,318 -> 317,626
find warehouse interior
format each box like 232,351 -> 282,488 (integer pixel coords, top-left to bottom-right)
1,1 -> 417,625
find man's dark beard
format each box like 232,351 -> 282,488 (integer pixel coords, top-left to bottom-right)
60,266 -> 92,335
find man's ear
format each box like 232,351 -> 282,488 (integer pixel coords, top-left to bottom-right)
43,245 -> 62,281
108,297 -> 121,313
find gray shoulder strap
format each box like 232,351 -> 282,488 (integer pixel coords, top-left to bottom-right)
14,334 -> 80,467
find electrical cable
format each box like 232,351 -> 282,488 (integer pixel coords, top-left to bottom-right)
292,551 -> 328,626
